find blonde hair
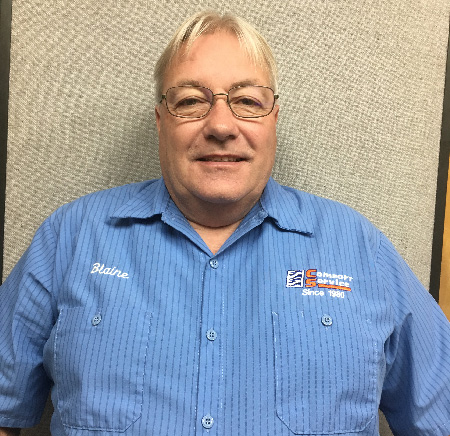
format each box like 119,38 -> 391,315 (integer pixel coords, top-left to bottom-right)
153,11 -> 278,100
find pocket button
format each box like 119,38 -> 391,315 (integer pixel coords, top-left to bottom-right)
92,314 -> 102,326
321,314 -> 333,326
202,415 -> 214,429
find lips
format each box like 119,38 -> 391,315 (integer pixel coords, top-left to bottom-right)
197,156 -> 245,162
196,152 -> 248,163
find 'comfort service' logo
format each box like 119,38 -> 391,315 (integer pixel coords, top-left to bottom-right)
286,269 -> 353,298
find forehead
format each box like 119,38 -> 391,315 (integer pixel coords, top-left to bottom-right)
163,31 -> 270,90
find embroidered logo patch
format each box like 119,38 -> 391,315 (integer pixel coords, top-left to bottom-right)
286,270 -> 305,288
286,269 -> 353,298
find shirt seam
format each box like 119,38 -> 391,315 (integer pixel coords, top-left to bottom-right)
46,213 -> 61,301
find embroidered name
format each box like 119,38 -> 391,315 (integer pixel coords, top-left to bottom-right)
90,263 -> 129,279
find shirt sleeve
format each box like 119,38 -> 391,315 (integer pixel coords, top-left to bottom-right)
0,217 -> 58,427
377,233 -> 450,435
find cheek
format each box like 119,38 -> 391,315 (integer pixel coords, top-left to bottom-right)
158,126 -> 181,160
159,125 -> 202,175
161,121 -> 201,151
248,125 -> 277,152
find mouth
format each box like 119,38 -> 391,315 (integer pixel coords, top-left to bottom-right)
198,157 -> 245,162
197,155 -> 246,162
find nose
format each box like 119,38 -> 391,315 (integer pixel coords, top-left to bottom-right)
202,94 -> 239,143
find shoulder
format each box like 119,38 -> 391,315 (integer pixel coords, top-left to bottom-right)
43,179 -> 160,234
52,179 -> 157,217
268,179 -> 379,242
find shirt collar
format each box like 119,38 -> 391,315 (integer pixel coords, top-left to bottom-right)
110,178 -> 171,219
260,177 -> 314,235
110,177 -> 314,235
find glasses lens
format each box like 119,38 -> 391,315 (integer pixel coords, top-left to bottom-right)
229,86 -> 275,118
165,86 -> 212,118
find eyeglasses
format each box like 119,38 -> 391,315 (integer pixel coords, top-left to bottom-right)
160,85 -> 279,119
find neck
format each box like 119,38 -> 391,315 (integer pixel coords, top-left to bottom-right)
187,218 -> 242,254
172,197 -> 259,255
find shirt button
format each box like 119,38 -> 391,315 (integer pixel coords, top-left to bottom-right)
202,415 -> 214,429
92,314 -> 102,326
206,329 -> 217,341
209,259 -> 219,269
321,314 -> 333,326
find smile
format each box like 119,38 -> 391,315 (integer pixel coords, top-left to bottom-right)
197,156 -> 245,162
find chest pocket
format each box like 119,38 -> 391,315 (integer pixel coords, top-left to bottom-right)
54,306 -> 151,431
272,309 -> 378,434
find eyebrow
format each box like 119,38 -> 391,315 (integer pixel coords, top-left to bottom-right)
230,79 -> 260,88
173,79 -> 263,89
175,80 -> 203,87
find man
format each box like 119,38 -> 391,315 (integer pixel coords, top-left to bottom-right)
0,11 -> 449,436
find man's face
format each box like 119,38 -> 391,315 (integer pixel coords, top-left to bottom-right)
155,31 -> 279,220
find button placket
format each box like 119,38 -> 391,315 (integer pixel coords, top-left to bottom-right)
209,259 -> 219,269
196,256 -> 223,433
206,329 -> 218,341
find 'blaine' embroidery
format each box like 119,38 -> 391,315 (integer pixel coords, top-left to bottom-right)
90,263 -> 129,279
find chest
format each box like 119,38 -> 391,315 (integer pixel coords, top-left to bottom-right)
44,222 -> 390,434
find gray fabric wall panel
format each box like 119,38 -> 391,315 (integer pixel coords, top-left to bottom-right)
3,1 -> 449,434
4,0 -> 449,287
4,0 -> 449,285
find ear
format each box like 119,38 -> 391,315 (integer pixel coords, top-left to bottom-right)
155,105 -> 161,134
273,104 -> 280,123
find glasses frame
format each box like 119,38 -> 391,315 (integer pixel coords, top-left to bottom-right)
160,85 -> 279,119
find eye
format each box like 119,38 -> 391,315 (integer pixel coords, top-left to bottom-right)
175,96 -> 208,107
231,95 -> 263,108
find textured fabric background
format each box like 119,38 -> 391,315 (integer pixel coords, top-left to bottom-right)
3,0 -> 449,434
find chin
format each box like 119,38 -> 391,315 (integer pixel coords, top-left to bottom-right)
197,189 -> 257,206
200,194 -> 242,204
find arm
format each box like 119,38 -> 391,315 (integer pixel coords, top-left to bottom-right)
0,219 -> 56,427
377,234 -> 450,435
0,429 -> 20,436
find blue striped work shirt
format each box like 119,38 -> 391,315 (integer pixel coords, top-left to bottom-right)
0,177 -> 449,435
